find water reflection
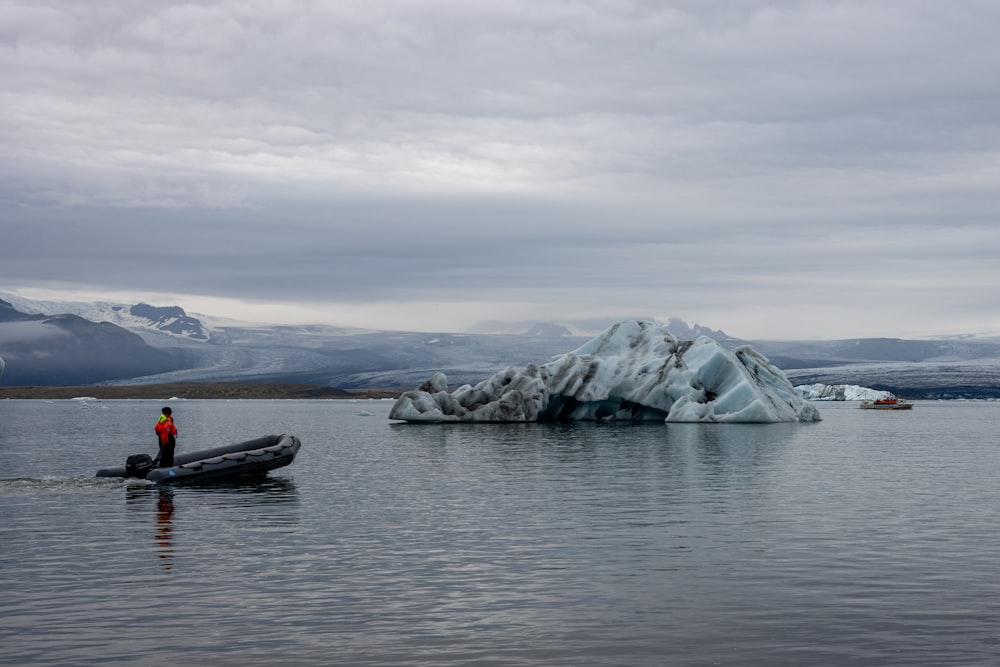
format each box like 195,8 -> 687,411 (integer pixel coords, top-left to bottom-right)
126,477 -> 300,506
664,422 -> 801,465
155,486 -> 175,572
185,476 -> 300,501
388,421 -> 804,524
392,420 -> 801,470
126,478 -> 300,571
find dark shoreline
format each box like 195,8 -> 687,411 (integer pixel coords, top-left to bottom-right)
0,382 -> 404,400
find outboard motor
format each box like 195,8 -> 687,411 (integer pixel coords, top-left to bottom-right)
125,454 -> 155,479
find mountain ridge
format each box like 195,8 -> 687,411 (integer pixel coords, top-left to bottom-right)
0,298 -> 185,385
3,293 -> 1000,398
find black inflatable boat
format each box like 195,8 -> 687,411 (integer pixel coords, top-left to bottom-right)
96,434 -> 301,485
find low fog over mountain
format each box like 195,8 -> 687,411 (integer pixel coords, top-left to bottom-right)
2,293 -> 999,398
0,299 -> 183,385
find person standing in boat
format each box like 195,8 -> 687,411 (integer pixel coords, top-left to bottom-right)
154,407 -> 177,468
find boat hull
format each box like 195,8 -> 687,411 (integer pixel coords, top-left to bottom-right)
96,434 -> 301,485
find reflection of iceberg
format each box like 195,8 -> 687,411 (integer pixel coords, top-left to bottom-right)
390,321 -> 821,424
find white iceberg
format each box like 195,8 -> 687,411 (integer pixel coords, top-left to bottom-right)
0,354 -> 4,377
389,321 -> 821,424
795,383 -> 894,401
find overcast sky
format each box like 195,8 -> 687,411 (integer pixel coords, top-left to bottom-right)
3,1 -> 999,340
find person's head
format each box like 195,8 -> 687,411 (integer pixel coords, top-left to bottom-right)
161,407 -> 172,416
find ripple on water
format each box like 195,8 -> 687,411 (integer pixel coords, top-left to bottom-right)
2,400 -> 1000,665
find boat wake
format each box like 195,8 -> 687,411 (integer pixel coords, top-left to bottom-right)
0,476 -> 151,494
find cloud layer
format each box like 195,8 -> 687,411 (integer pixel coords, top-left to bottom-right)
3,1 -> 1000,338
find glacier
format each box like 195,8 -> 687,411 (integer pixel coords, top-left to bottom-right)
389,321 -> 821,424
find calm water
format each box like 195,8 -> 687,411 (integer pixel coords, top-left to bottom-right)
1,399 -> 999,666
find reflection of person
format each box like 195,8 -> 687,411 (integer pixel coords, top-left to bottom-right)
154,407 -> 177,468
155,487 -> 175,572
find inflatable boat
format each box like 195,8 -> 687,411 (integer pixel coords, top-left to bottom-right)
96,434 -> 301,485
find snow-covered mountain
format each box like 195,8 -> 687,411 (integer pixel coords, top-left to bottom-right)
0,293 -> 211,341
0,298 -> 184,385
0,294 -> 595,388
754,336 -> 1000,399
466,316 -> 742,345
3,292 -> 1000,398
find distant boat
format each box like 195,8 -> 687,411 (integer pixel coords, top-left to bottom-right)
860,397 -> 914,410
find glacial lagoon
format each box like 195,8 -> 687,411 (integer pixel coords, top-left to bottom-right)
2,398 -> 999,666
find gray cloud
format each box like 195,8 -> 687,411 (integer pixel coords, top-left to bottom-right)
3,1 -> 1000,338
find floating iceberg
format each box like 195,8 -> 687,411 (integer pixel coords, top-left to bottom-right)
389,321 -> 821,424
795,383 -> 894,402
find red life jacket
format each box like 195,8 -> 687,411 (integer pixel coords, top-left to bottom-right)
155,416 -> 177,446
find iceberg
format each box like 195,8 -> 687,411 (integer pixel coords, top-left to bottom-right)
0,354 -> 4,377
389,321 -> 821,423
795,383 -> 894,401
